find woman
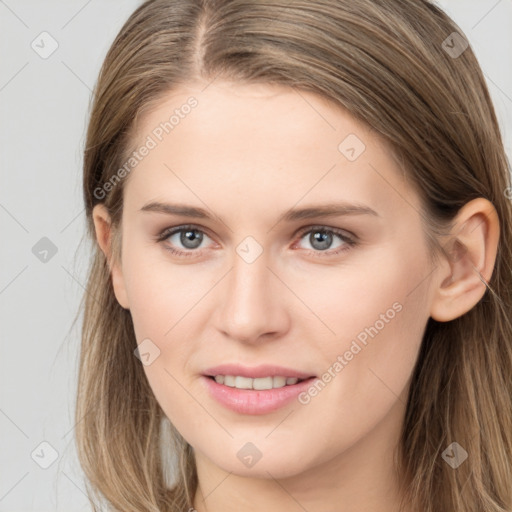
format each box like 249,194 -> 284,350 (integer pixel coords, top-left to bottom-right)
76,1 -> 512,511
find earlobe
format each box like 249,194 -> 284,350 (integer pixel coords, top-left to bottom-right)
430,198 -> 500,322
92,204 -> 130,310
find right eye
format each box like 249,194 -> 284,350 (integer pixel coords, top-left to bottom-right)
156,224 -> 215,257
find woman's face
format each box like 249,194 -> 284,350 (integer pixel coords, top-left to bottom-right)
98,80 -> 439,479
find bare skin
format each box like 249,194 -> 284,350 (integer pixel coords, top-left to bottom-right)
93,80 -> 499,512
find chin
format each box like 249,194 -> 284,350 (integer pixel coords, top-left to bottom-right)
197,440 -> 318,480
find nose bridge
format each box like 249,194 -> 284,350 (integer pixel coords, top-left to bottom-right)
216,243 -> 286,342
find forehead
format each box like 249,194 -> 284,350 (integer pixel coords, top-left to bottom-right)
122,81 -> 419,221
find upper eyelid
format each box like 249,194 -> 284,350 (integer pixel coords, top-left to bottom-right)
159,224 -> 215,242
295,224 -> 355,239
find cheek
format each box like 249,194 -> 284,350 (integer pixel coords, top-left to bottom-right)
122,251 -> 206,438
121,242 -> 193,338
121,244 -> 212,405
296,245 -> 430,353
301,242 -> 431,405
282,254 -> 431,468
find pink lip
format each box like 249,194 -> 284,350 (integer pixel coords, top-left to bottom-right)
202,364 -> 315,380
202,376 -> 317,415
201,364 -> 317,415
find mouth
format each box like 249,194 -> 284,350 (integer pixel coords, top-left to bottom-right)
201,364 -> 318,415
205,374 -> 309,390
202,373 -> 317,415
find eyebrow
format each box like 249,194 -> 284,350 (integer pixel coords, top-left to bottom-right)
139,201 -> 380,221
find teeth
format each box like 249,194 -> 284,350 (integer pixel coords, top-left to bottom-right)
235,376 -> 253,389
253,377 -> 273,390
224,375 -> 235,387
212,375 -> 303,390
273,376 -> 286,388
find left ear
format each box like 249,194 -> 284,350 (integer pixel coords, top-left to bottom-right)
430,197 -> 500,322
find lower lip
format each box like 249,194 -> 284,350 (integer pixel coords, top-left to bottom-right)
201,375 -> 317,415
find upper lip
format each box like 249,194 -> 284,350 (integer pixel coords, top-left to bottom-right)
203,364 -> 315,380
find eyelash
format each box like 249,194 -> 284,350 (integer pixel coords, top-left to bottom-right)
154,224 -> 358,258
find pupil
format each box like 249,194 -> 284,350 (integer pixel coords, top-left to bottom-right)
311,231 -> 331,250
181,229 -> 202,249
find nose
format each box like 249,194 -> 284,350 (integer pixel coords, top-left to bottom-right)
214,247 -> 290,345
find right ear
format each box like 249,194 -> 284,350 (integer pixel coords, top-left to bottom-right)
92,204 -> 130,309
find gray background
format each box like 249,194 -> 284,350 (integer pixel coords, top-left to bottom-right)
1,1 -> 511,510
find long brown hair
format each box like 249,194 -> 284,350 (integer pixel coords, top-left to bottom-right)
76,1 -> 512,510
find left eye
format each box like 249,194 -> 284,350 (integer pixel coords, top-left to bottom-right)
295,227 -> 354,254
